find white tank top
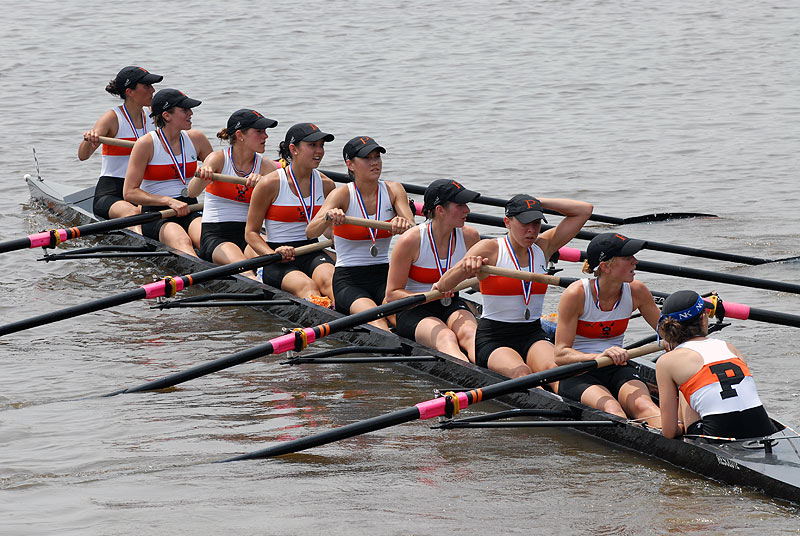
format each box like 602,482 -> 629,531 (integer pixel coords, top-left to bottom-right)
333,181 -> 396,267
572,279 -> 633,353
202,149 -> 263,223
405,222 -> 467,293
677,339 -> 763,418
263,167 -> 325,242
140,130 -> 198,199
479,237 -> 547,322
100,106 -> 155,178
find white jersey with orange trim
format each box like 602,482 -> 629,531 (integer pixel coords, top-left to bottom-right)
405,222 -> 466,293
100,106 -> 155,178
479,237 -> 547,323
678,339 -> 764,418
333,181 -> 395,267
202,149 -> 262,223
572,279 -> 632,353
263,167 -> 325,242
140,130 -> 198,198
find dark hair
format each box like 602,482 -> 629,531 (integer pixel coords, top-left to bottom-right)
217,127 -> 234,145
278,141 -> 292,162
658,314 -> 706,347
152,109 -> 173,129
105,79 -> 125,99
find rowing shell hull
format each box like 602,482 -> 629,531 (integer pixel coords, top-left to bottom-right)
24,174 -> 800,506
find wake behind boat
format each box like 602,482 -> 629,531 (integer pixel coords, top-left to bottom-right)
22,173 -> 800,506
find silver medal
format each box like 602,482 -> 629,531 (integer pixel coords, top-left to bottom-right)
370,244 -> 378,257
440,297 -> 452,307
524,308 -> 531,320
181,187 -> 189,198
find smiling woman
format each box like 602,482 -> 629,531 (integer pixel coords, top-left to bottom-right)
122,88 -> 213,256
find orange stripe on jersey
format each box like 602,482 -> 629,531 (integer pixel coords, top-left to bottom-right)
333,223 -> 392,240
266,204 -> 321,223
680,357 -> 752,399
576,318 -> 630,339
143,161 -> 198,182
101,139 -> 135,156
206,181 -> 252,204
408,265 -> 441,284
479,275 -> 548,296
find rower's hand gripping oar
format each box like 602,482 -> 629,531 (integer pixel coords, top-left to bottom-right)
105,278 -> 480,396
0,202 -> 203,255
219,342 -> 665,461
0,240 -> 332,337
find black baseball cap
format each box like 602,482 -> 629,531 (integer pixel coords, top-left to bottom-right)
150,88 -> 201,117
586,232 -> 647,271
661,290 -> 713,323
115,66 -> 163,92
505,194 -> 548,224
343,136 -> 386,161
423,179 -> 480,212
284,123 -> 334,146
227,109 -> 278,133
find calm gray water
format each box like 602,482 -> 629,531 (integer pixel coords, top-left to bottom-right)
1,1 -> 799,534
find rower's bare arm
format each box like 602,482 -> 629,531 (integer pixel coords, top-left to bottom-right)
245,173 -> 281,256
632,280 -> 661,330
387,181 -> 415,232
554,281 -> 596,364
123,136 -> 176,208
656,355 -> 682,438
385,231 -> 419,302
536,198 -> 593,258
189,150 -> 224,197
436,239 -> 495,293
79,109 -> 118,160
188,129 -> 214,162
307,185 -> 348,238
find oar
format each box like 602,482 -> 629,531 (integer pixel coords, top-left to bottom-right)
105,278 -> 480,396
0,240 -> 332,337
322,168 -> 717,225
218,342 -> 664,461
557,246 -> 800,296
0,203 -> 203,254
461,207 -> 785,266
96,135 -> 134,149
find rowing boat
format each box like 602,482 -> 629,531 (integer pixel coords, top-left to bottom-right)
23,173 -> 800,506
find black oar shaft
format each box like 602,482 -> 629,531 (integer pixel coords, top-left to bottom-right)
746,307 -> 800,328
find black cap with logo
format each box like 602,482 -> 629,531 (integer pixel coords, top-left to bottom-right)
423,179 -> 480,213
342,136 -> 386,161
150,88 -> 201,117
226,109 -> 278,133
505,194 -> 548,224
284,123 -> 335,146
114,66 -> 163,92
586,232 -> 647,271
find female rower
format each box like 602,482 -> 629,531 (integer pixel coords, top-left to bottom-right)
245,123 -> 337,301
123,88 -> 213,256
191,109 -> 279,278
554,233 -> 662,427
656,290 -> 776,439
385,179 -> 481,362
435,194 -> 593,380
78,66 -> 162,220
307,136 -> 414,330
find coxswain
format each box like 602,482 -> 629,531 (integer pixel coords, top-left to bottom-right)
123,89 -> 212,256
656,290 -> 777,439
307,136 -> 414,330
245,123 -> 336,303
554,233 -> 662,427
435,195 -> 592,382
190,109 -> 279,279
385,179 -> 481,362
79,66 -> 163,223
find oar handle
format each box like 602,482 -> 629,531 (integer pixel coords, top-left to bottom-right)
96,135 -> 135,149
157,202 -> 204,219
194,171 -> 248,185
326,215 -> 414,231
595,341 -> 665,369
293,239 -> 333,255
421,277 -> 480,303
479,265 -> 562,287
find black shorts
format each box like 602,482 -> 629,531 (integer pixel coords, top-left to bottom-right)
394,294 -> 473,340
261,239 -> 334,288
474,318 -> 551,369
558,363 -> 643,401
688,406 -> 777,439
199,221 -> 247,262
333,263 -> 389,314
93,176 -> 125,220
140,196 -> 201,240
